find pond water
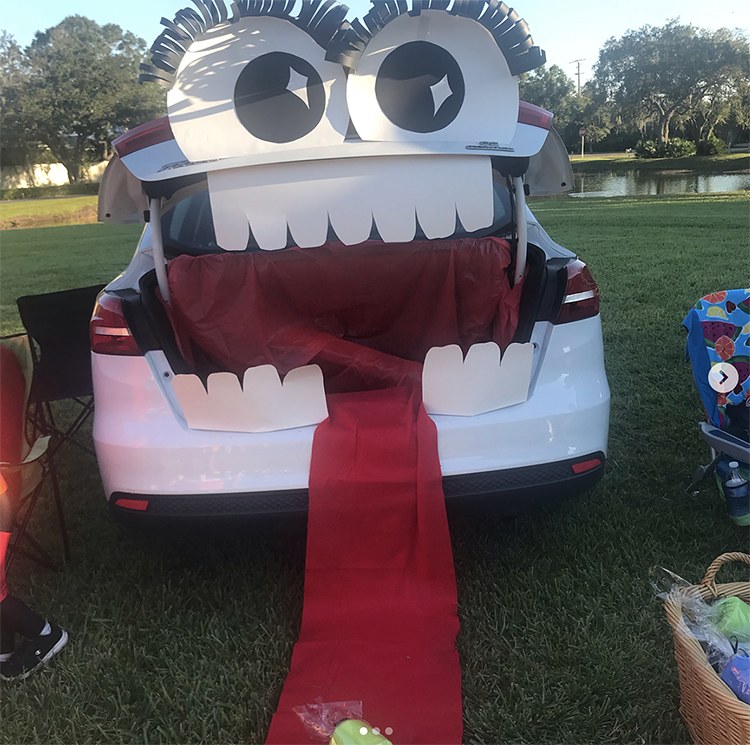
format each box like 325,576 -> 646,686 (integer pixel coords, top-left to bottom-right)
571,170 -> 750,198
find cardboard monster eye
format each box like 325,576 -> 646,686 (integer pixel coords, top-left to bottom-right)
148,7 -> 350,162
347,11 -> 518,144
342,3 -> 545,146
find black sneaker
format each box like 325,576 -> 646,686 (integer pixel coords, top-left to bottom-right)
0,624 -> 68,682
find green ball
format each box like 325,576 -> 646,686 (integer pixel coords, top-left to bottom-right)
712,597 -> 750,643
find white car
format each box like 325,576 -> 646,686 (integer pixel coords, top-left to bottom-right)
90,1 -> 610,524
92,127 -> 610,523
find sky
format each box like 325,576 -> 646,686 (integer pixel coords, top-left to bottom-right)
2,0 -> 748,85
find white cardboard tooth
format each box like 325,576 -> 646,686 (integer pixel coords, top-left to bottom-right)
173,364 -> 328,433
207,171 -> 252,251
327,192 -> 374,246
173,374 -> 217,429
423,342 -> 534,416
366,156 -> 417,243
371,193 -> 417,244
453,158 -> 495,233
415,182 -> 456,240
241,365 -> 286,430
416,156 -> 492,239
208,167 -> 288,251
272,365 -> 329,425
206,372 -> 252,431
494,342 -> 535,408
285,191 -> 331,249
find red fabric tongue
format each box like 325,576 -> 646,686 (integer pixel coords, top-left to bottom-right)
266,386 -> 462,745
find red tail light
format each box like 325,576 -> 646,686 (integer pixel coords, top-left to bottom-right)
556,259 -> 600,324
113,116 -> 174,157
518,101 -> 554,130
90,294 -> 141,356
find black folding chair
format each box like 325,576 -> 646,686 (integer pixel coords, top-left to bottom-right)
16,285 -> 105,458
1,334 -> 70,571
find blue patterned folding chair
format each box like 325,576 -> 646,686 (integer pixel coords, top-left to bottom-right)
683,289 -> 750,522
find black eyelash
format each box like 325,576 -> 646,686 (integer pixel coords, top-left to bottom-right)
326,0 -> 546,75
138,0 -> 546,88
139,0 -> 356,88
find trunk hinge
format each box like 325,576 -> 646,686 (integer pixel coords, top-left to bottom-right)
149,197 -> 171,306
512,176 -> 528,286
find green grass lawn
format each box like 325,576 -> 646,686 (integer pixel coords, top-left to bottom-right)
0,195 -> 99,221
1,193 -> 749,744
0,223 -> 141,334
571,152 -> 749,174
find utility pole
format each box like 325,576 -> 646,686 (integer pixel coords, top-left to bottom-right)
570,58 -> 586,96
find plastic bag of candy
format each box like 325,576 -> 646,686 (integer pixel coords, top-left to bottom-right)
293,699 -> 394,744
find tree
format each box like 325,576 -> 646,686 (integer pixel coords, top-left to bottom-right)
592,20 -> 749,146
518,64 -> 612,151
684,29 -> 750,146
5,17 -> 166,182
0,33 -> 45,175
716,87 -> 750,147
518,64 -> 576,120
563,90 -> 614,152
0,31 -> 25,87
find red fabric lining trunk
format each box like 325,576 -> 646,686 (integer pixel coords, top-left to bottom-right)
164,237 -> 523,391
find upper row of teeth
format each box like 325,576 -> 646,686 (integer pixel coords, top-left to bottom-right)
207,154 -> 496,251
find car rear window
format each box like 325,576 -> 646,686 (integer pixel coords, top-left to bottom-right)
162,188 -> 220,256
161,181 -> 514,257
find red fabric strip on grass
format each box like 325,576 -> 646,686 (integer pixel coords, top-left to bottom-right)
266,386 -> 462,744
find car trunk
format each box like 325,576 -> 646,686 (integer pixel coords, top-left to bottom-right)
122,236 -> 551,396
103,125 -> 572,393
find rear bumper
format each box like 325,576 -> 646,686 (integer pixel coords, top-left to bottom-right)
110,451 -> 605,524
93,315 -> 610,501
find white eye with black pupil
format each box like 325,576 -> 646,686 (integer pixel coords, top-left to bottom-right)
167,17 -> 347,161
375,41 -> 465,133
234,52 -> 326,143
347,11 -> 518,145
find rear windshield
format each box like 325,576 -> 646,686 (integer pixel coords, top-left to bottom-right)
161,181 -> 514,257
161,188 -> 219,256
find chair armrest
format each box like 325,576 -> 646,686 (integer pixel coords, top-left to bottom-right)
700,422 -> 750,463
0,435 -> 51,472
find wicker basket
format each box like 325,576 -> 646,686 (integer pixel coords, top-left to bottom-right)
664,552 -> 750,745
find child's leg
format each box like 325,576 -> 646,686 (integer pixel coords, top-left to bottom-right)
0,482 -> 45,652
0,436 -> 68,681
1,476 -> 12,658
0,524 -> 47,640
0,623 -> 13,661
0,531 -> 12,660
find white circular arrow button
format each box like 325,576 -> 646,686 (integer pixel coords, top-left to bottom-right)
708,362 -> 739,394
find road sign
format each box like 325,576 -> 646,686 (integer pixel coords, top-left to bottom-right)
579,127 -> 585,137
